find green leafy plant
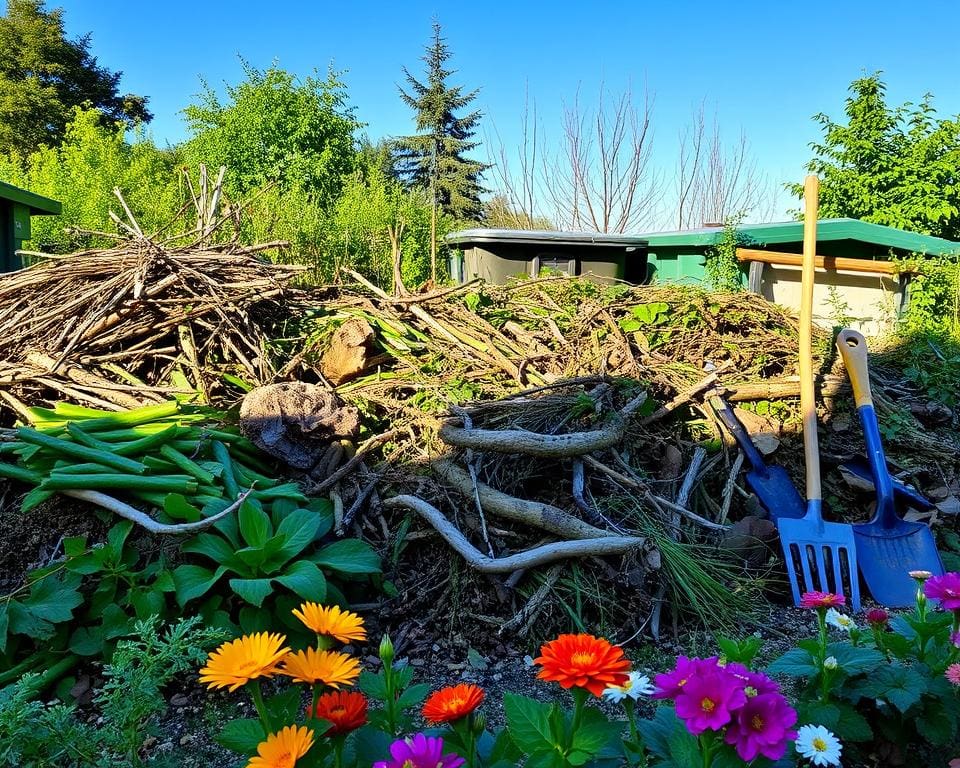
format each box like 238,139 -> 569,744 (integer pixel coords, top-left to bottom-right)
703,218 -> 746,292
173,497 -> 380,634
0,616 -> 223,768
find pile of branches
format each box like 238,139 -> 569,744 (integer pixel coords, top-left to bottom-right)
0,239 -> 303,421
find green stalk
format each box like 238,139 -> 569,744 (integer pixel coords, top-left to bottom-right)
65,401 -> 180,431
568,688 -> 588,751
17,427 -> 148,474
0,461 -> 42,485
42,473 -> 198,494
159,445 -> 216,484
212,440 -> 239,499
247,680 -> 273,734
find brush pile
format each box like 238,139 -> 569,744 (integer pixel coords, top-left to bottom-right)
2,212 -> 958,640
0,242 -> 303,417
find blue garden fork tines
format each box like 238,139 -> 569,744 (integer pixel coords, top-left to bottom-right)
836,328 -> 944,607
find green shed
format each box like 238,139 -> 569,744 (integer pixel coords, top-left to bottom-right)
635,218 -> 960,333
0,181 -> 62,272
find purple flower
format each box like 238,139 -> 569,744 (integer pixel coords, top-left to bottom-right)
674,665 -> 747,734
724,692 -> 798,761
653,656 -> 718,700
373,734 -> 465,768
951,631 -> 960,649
924,572 -> 960,611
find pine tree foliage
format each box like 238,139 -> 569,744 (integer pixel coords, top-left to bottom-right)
394,22 -> 488,222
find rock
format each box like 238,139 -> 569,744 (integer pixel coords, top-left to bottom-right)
239,382 -> 361,469
467,648 -> 488,670
179,735 -> 195,747
660,445 -> 683,483
720,517 -> 778,568
928,485 -> 952,501
320,317 -> 375,385
936,496 -> 960,516
169,693 -> 189,707
910,401 -> 953,426
142,736 -> 157,751
750,432 -> 780,456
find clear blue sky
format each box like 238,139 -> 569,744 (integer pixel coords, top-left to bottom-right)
57,0 -> 960,226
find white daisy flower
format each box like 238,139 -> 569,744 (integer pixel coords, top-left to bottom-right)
602,671 -> 655,702
795,724 -> 842,766
823,656 -> 838,670
825,608 -> 856,632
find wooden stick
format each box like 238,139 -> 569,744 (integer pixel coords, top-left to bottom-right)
383,495 -> 645,573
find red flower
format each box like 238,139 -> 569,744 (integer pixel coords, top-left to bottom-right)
534,634 -> 630,697
308,690 -> 367,735
422,684 -> 485,724
800,591 -> 845,609
866,608 -> 889,627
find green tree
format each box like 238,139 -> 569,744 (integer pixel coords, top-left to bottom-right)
0,0 -> 151,156
181,63 -> 360,205
0,107 -> 179,252
791,73 -> 960,239
394,22 -> 488,223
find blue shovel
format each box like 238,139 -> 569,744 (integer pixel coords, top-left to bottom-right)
836,328 -> 944,607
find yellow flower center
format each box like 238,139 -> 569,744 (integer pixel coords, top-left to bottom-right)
700,698 -> 715,713
330,705 -> 346,718
445,696 -> 467,711
276,751 -> 294,768
751,715 -> 765,732
678,677 -> 687,687
571,651 -> 596,666
812,737 -> 828,752
744,686 -> 758,698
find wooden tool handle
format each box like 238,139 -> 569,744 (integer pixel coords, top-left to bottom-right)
800,175 -> 821,501
836,329 -> 873,408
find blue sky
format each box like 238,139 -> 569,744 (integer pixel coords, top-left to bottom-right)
57,0 -> 960,227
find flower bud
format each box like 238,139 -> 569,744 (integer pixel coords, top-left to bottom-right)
866,608 -> 889,627
471,711 -> 486,735
379,634 -> 395,666
823,656 -> 838,670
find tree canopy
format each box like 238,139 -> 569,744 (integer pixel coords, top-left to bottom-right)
181,63 -> 361,205
394,22 -> 487,222
792,73 -> 960,240
0,0 -> 151,156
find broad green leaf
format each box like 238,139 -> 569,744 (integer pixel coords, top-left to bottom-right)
273,508 -> 322,561
129,586 -> 166,620
396,683 -> 431,709
832,701 -> 872,742
235,536 -> 286,572
173,564 -> 227,606
826,642 -> 885,676
851,662 -> 927,712
69,625 -> 105,656
312,539 -> 381,574
102,603 -> 131,639
266,687 -> 302,725
229,577 -> 274,607
164,494 -> 202,522
570,708 -> 624,759
274,560 -> 327,601
523,750 -> 567,768
24,572 -> 83,623
182,532 -> 240,565
503,693 -> 555,754
358,670 -> 387,699
106,521 -> 134,561
216,718 -> 265,755
63,536 -> 87,557
767,647 -> 818,678
7,602 -> 54,640
238,499 -> 272,548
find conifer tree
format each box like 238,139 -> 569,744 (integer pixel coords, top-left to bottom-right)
394,23 -> 488,223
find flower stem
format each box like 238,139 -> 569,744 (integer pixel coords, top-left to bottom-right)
333,736 -> 345,768
309,683 -> 321,726
568,688 -> 588,751
248,680 -> 272,734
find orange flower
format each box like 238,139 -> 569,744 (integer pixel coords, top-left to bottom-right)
199,633 -> 290,692
292,602 -> 367,644
247,725 -> 314,768
534,633 -> 630,697
422,683 -> 485,724
308,690 -> 368,735
280,647 -> 361,688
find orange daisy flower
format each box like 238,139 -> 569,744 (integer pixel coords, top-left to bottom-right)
199,633 -> 290,692
422,683 -> 485,724
280,647 -> 361,688
247,724 -> 314,768
308,690 -> 368,735
534,633 -> 630,697
292,603 -> 367,644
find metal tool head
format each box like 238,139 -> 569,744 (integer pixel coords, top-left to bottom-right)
853,520 -> 944,607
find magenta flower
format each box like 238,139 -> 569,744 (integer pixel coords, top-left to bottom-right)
653,656 -> 720,700
724,692 -> 798,761
373,734 -> 465,768
924,572 -> 960,611
674,665 -> 747,734
800,591 -> 845,609
951,631 -> 960,649
866,608 -> 889,627
946,663 -> 960,687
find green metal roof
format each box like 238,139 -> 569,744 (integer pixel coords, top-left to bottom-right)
0,180 -> 61,215
637,218 -> 960,256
